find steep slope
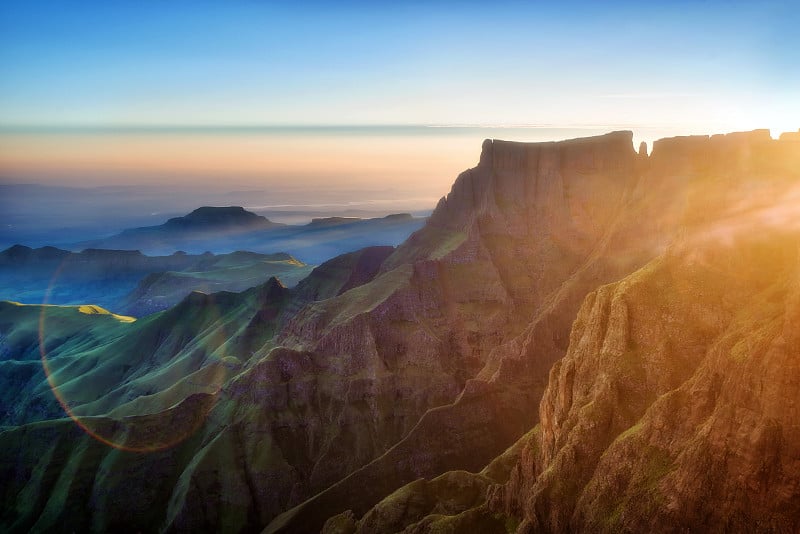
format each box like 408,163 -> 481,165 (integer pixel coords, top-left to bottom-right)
322,132 -> 800,532
320,428 -> 533,534
488,231 -> 800,532
266,131 -> 669,532
0,301 -> 135,427
0,245 -> 402,532
0,247 -> 395,431
122,252 -> 312,316
0,286 -> 257,430
0,246 -> 312,316
283,129 -> 800,532
2,130 -> 799,534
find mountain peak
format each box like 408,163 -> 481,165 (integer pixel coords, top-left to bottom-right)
254,276 -> 290,304
186,205 -> 247,217
427,131 -> 638,233
170,206 -> 275,227
1,244 -> 32,256
0,244 -> 69,263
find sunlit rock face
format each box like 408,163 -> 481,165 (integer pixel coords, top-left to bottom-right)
488,233 -> 800,533
298,130 -> 800,533
323,130 -> 800,534
2,130 -> 800,534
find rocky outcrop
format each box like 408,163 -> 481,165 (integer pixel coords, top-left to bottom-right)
267,131 -> 666,532
302,128 -> 800,533
489,233 -> 800,532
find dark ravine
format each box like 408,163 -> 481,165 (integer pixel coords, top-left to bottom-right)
1,130 -> 799,533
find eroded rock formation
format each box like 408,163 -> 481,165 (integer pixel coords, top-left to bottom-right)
2,129 -> 800,533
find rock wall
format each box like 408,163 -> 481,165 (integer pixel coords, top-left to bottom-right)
489,235 -> 800,533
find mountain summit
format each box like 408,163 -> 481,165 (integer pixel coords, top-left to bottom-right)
163,206 -> 280,230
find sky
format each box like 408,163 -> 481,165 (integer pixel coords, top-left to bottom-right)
0,0 -> 798,204
1,0 -> 797,129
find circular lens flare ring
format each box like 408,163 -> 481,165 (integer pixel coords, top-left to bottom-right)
38,258 -> 227,453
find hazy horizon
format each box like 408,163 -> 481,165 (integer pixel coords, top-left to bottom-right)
1,0 -> 797,246
3,123 -> 798,249
3,2 -> 800,531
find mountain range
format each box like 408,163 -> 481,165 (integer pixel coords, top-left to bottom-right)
1,129 -> 799,533
0,246 -> 314,317
73,208 -> 425,264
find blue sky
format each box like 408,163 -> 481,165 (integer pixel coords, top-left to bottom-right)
0,0 -> 798,130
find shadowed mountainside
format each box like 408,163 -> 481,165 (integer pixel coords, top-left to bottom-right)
0,246 -> 396,431
267,129 -> 800,533
1,129 -> 799,533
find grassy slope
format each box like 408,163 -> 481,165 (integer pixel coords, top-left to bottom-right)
122,254 -> 313,316
0,248 -> 313,318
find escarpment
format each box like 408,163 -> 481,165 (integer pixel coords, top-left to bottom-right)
488,233 -> 800,533
3,129 -> 800,534
307,129 -> 800,533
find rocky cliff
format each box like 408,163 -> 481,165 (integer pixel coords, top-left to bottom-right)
290,129 -> 800,532
2,129 -> 799,533
488,232 -> 800,532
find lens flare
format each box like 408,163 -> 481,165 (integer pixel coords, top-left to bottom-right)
38,259 -> 229,453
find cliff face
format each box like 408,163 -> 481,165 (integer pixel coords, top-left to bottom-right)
489,233 -> 800,533
427,132 -> 637,231
306,129 -> 800,532
3,129 -> 800,534
266,132 -> 686,532
388,132 -> 647,317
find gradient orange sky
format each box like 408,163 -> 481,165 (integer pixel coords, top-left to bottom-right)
1,1 -> 797,199
0,131 -> 478,194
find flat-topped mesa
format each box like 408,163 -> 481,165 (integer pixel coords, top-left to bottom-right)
163,206 -> 280,230
183,205 -> 253,222
428,130 -> 639,232
425,128 -> 800,237
780,129 -> 800,142
649,129 -> 800,177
